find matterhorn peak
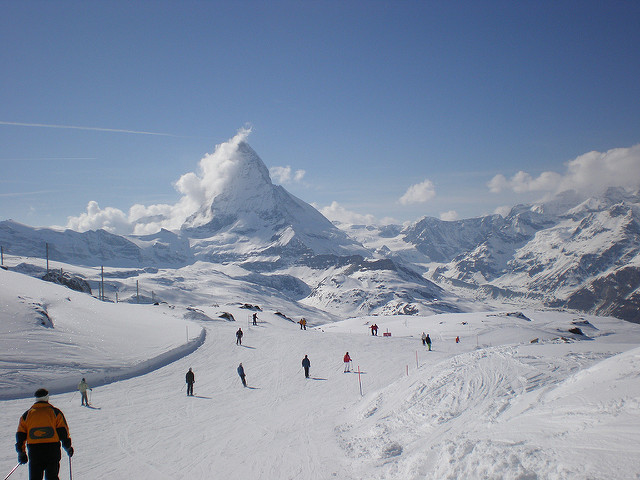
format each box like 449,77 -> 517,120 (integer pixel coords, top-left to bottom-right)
179,130 -> 368,261
181,129 -> 278,229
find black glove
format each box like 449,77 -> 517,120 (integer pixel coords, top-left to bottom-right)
18,451 -> 28,464
66,446 -> 74,457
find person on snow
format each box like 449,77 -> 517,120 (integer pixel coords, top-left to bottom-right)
252,313 -> 258,326
185,368 -> 195,396
456,336 -> 460,344
299,318 -> 307,330
15,388 -> 74,480
236,328 -> 243,345
343,352 -> 352,372
370,324 -> 378,336
237,363 -> 247,387
426,334 -> 432,351
302,355 -> 311,378
421,332 -> 427,346
77,378 -> 92,406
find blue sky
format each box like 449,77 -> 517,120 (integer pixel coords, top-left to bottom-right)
1,0 -> 639,232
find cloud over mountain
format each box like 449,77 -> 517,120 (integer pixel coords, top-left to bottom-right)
66,128 -> 255,235
488,144 -> 640,197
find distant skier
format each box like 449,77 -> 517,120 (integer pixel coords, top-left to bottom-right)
252,313 -> 258,326
299,318 -> 307,330
77,378 -> 92,406
302,355 -> 311,378
426,334 -> 432,351
456,336 -> 460,344
15,388 -> 74,479
343,352 -> 352,372
186,368 -> 195,396
237,363 -> 247,387
370,324 -> 378,336
236,328 -> 243,345
421,332 -> 427,346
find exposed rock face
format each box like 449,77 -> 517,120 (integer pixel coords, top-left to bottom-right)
41,270 -> 92,294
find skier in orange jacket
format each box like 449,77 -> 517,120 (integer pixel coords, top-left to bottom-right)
15,388 -> 74,479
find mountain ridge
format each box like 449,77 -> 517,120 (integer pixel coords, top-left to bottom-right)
1,139 -> 638,321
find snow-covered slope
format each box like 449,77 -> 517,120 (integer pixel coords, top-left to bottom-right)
341,188 -> 640,322
2,130 -> 639,321
0,268 -> 204,399
0,220 -> 192,268
1,266 -> 639,479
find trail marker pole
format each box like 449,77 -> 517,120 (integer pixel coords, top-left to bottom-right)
406,365 -> 409,376
416,351 -> 419,369
3,463 -> 20,480
357,365 -> 363,396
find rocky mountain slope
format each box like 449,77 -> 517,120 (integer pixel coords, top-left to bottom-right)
1,131 -> 637,321
343,188 -> 640,323
0,139 -> 452,317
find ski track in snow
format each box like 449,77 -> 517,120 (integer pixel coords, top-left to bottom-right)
1,310 -> 640,479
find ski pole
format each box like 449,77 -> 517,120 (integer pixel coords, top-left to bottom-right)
69,456 -> 73,480
3,463 -> 20,480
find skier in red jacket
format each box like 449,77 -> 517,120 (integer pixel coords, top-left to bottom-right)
343,352 -> 352,372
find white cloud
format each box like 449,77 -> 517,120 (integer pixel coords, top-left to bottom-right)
66,127 -> 254,235
269,165 -> 306,184
439,210 -> 459,221
487,144 -> 640,196
399,179 -> 436,205
66,201 -> 133,234
494,205 -> 512,217
315,201 -> 383,226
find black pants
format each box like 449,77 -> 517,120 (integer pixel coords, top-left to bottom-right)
27,443 -> 61,480
187,382 -> 194,396
304,366 -> 310,378
239,375 -> 246,387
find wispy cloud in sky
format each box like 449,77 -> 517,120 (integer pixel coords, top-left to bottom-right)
399,179 -> 436,205
316,201 -> 381,225
439,210 -> 459,221
0,190 -> 62,197
66,128 -> 253,234
0,157 -> 98,162
488,145 -> 640,196
269,166 -> 306,184
0,121 -> 184,137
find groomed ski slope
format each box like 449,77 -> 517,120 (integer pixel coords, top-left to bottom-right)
1,272 -> 640,478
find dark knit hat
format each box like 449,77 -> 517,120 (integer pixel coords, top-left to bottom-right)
34,388 -> 49,402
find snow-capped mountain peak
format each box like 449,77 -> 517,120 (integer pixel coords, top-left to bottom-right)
182,140 -> 276,229
179,136 -> 369,261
